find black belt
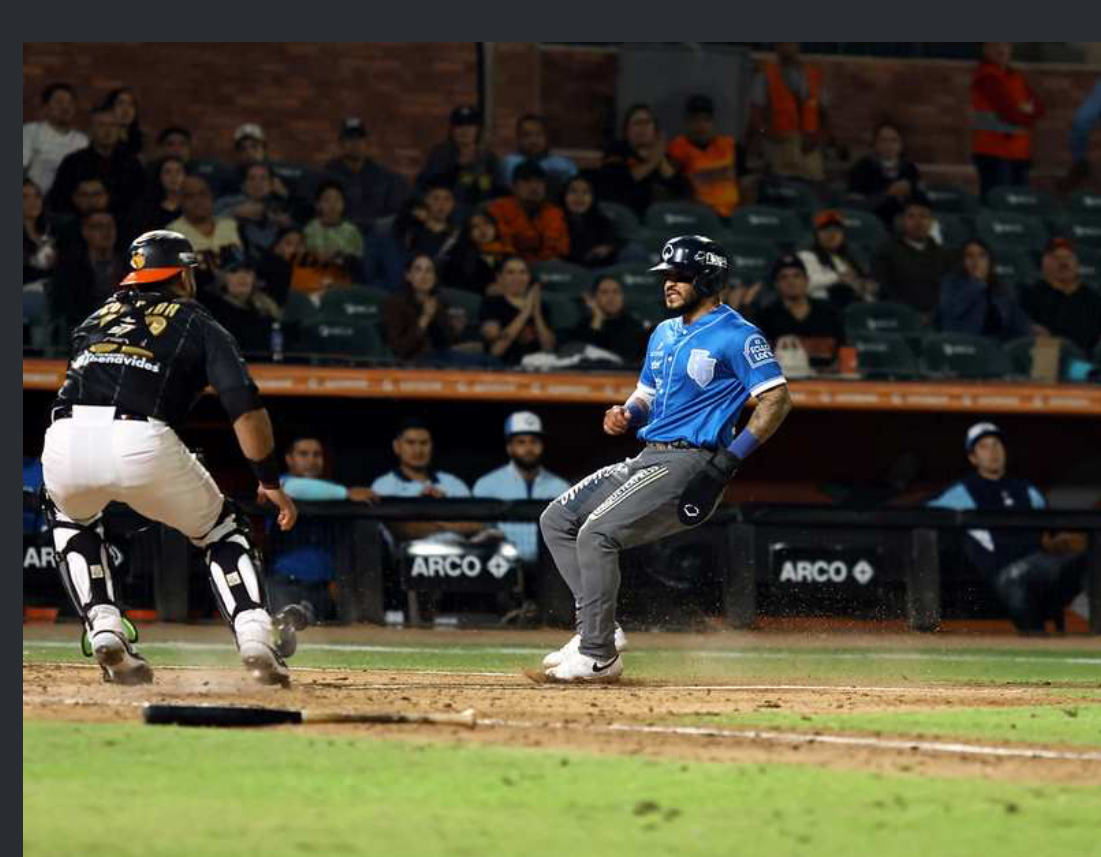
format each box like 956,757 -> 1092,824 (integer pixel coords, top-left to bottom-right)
51,404 -> 149,424
646,440 -> 698,450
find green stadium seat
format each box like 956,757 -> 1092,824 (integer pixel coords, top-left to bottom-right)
1068,191 -> 1101,216
921,333 -> 1012,379
532,260 -> 592,294
990,247 -> 1038,287
974,210 -> 1048,256
282,290 -> 319,325
1058,215 -> 1101,249
438,287 -> 482,320
599,262 -> 659,293
299,318 -> 386,360
644,201 -> 724,236
727,206 -> 806,249
923,183 -> 981,215
933,212 -> 972,248
986,186 -> 1058,218
849,331 -> 919,379
844,301 -> 924,340
623,290 -> 670,329
318,285 -> 390,324
722,238 -> 779,286
269,161 -> 318,197
832,208 -> 890,248
541,291 -> 584,332
598,201 -> 643,239
757,177 -> 822,215
1075,246 -> 1101,286
1003,336 -> 1088,379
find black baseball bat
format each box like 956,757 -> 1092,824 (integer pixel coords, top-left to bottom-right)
142,704 -> 476,729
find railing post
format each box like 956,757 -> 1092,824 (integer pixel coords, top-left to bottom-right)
908,528 -> 941,632
723,522 -> 757,629
537,543 -> 575,628
1088,530 -> 1101,636
338,519 -> 384,624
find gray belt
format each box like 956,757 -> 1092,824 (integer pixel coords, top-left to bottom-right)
646,440 -> 697,450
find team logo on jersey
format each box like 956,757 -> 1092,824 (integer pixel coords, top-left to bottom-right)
686,349 -> 716,388
743,333 -> 777,368
131,250 -> 146,270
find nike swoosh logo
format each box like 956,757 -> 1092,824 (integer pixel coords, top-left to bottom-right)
592,656 -> 619,673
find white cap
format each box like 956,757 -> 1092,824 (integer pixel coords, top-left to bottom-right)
965,421 -> 1003,453
504,411 -> 543,438
234,123 -> 266,143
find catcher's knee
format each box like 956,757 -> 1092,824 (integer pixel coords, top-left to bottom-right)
194,500 -> 266,622
43,491 -> 116,616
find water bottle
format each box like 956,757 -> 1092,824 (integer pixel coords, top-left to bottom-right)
270,321 -> 284,363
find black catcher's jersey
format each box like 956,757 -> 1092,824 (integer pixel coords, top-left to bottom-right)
55,288 -> 258,429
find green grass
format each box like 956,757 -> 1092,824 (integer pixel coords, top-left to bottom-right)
677,705 -> 1101,748
22,639 -> 1101,687
23,720 -> 1101,857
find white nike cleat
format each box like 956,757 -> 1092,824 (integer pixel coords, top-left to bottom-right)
91,630 -> 153,685
235,608 -> 290,687
545,650 -> 624,684
542,623 -> 628,668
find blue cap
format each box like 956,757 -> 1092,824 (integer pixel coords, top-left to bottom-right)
504,411 -> 543,439
965,421 -> 1003,453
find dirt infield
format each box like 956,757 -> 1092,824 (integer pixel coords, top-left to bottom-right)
22,625 -> 1101,786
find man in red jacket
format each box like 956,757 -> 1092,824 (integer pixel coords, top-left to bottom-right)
971,42 -> 1044,200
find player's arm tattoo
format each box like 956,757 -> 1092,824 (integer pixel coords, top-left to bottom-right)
745,384 -> 792,443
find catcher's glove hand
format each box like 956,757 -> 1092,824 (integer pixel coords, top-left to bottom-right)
678,449 -> 741,526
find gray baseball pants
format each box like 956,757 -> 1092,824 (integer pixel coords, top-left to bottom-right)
539,444 -> 720,660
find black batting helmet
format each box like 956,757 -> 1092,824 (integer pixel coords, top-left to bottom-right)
120,230 -> 199,286
649,235 -> 729,296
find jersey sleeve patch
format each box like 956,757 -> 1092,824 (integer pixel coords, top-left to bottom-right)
743,333 -> 777,368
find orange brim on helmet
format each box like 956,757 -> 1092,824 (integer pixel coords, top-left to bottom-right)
119,267 -> 187,285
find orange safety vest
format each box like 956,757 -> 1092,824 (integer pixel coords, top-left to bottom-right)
764,62 -> 822,135
666,134 -> 740,217
971,63 -> 1033,161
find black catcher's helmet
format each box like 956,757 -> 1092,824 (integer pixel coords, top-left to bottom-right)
649,234 -> 729,296
120,230 -> 200,286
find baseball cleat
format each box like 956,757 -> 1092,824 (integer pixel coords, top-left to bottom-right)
545,651 -> 623,684
271,603 -> 311,659
239,641 -> 291,688
542,623 -> 628,669
91,630 -> 154,686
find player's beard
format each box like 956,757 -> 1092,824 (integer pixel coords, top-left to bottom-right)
667,284 -> 703,316
510,452 -> 542,475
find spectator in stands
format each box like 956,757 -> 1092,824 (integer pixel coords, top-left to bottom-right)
597,103 -> 691,217
417,106 -> 504,209
971,42 -> 1044,200
129,156 -> 186,236
216,162 -> 297,260
927,422 -> 1087,635
203,249 -> 281,355
397,180 -> 462,265
443,211 -> 513,295
323,117 -> 410,233
797,210 -> 872,308
167,175 -> 242,288
23,179 -> 57,284
47,105 -> 146,220
303,180 -> 364,274
156,126 -> 193,164
487,161 -> 570,262
500,114 -> 578,198
746,42 -> 835,182
561,174 -> 622,268
269,436 -> 379,622
100,88 -> 143,158
473,411 -> 571,566
871,195 -> 958,322
846,121 -> 922,227
937,240 -> 1033,341
47,210 -> 122,333
383,254 -> 457,361
758,253 -> 844,370
562,275 -> 647,364
53,177 -> 112,254
667,94 -> 740,218
1020,238 -> 1101,353
256,226 -> 305,305
479,255 -> 556,364
23,82 -> 88,196
1060,79 -> 1101,192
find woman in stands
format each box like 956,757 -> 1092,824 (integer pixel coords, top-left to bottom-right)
23,178 -> 57,285
129,156 -> 186,237
596,104 -> 691,217
443,210 -> 513,295
101,88 -> 144,158
561,174 -> 623,268
797,210 -> 874,309
937,239 -> 1033,341
479,255 -> 555,365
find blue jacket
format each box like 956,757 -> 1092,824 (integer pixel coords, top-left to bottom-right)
937,273 -> 1032,341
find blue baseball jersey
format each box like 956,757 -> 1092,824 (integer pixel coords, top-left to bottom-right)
636,305 -> 786,448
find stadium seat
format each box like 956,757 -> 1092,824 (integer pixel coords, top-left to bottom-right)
722,238 -> 779,286
990,247 -> 1038,287
299,318 -> 386,360
623,290 -> 670,329
757,177 -> 822,215
921,333 -> 1012,378
843,301 -> 923,340
923,183 -> 981,215
985,186 -> 1058,218
269,161 -> 318,198
318,285 -> 390,324
188,159 -> 232,194
974,210 -> 1048,256
598,201 -> 643,239
541,291 -> 584,332
644,201 -> 724,236
1068,191 -> 1101,217
933,212 -> 972,248
599,262 -> 659,293
1003,336 -> 1088,379
1075,246 -> 1101,286
532,260 -> 592,294
727,206 -> 806,249
1057,215 -> 1101,249
833,208 -> 890,248
438,287 -> 482,321
849,331 -> 919,379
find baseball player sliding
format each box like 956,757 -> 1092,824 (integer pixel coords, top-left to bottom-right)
539,235 -> 793,682
41,230 -> 300,686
